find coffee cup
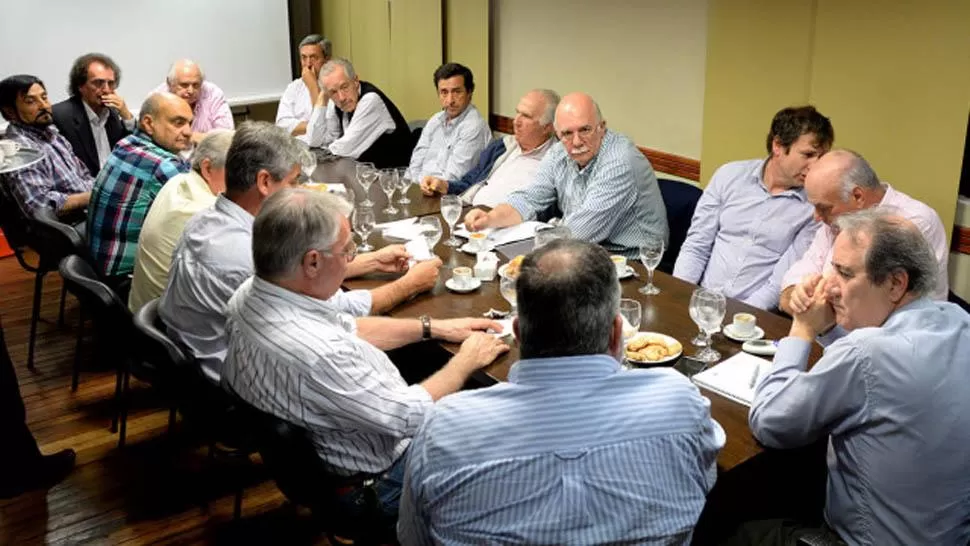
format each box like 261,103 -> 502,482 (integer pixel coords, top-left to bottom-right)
610,255 -> 627,276
452,266 -> 474,289
732,312 -> 756,337
0,140 -> 20,157
467,232 -> 488,252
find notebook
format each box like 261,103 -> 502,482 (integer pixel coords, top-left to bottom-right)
691,351 -> 771,407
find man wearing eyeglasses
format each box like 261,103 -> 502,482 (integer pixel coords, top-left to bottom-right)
52,53 -> 135,177
304,58 -> 412,168
464,92 -> 668,258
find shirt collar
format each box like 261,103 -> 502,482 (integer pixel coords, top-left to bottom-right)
876,183 -> 894,206
756,157 -> 807,202
508,354 -> 622,385
82,100 -> 110,125
883,297 -> 935,328
516,135 -> 554,157
443,104 -> 474,128
129,129 -> 184,162
249,275 -> 355,333
215,194 -> 254,231
7,121 -> 56,142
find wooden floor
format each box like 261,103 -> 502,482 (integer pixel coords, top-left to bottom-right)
0,252 -> 332,545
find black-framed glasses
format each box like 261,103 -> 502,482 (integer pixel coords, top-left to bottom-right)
318,239 -> 358,262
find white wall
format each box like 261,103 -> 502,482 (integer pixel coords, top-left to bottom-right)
491,0 -> 708,159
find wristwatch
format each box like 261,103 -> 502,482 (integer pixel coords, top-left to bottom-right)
419,315 -> 432,340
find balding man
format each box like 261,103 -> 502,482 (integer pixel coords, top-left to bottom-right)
152,59 -> 233,143
419,89 -> 560,207
743,209 -> 970,545
87,92 -> 192,288
464,92 -> 668,257
779,149 -> 948,315
304,58 -> 412,168
276,34 -> 332,138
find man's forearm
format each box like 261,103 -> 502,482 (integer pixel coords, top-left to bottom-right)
355,316 -> 422,350
368,278 -> 417,315
420,352 -> 476,401
487,204 -> 524,229
59,192 -> 90,214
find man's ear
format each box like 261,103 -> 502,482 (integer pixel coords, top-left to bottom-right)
255,169 -> 273,197
140,115 -> 154,136
886,269 -> 910,304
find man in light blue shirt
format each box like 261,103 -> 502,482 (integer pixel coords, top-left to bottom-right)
674,106 -> 833,310
464,92 -> 668,257
399,239 -> 724,545
746,209 -> 970,545
407,63 -> 490,184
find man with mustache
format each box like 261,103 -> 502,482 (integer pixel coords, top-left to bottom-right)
86,92 -> 192,292
303,58 -> 412,168
464,92 -> 668,258
0,75 -> 93,219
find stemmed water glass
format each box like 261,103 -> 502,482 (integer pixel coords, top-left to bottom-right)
638,237 -> 665,295
396,168 -> 412,205
356,162 -> 377,207
418,216 -> 442,253
619,299 -> 642,339
353,206 -> 376,252
499,272 -> 518,317
440,195 -> 463,247
379,169 -> 399,215
689,288 -> 726,362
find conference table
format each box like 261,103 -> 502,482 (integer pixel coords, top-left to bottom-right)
312,157 -> 823,472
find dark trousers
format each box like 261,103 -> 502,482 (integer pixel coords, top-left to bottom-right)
720,519 -> 846,546
0,320 -> 43,485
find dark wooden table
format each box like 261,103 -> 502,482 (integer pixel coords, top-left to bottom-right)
343,209 -> 822,471
310,156 -> 442,221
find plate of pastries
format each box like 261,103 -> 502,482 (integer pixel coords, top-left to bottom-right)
625,332 -> 683,365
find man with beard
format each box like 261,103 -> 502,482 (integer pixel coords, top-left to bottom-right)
0,74 -> 93,219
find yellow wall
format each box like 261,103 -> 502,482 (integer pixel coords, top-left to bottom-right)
703,0 -> 970,238
446,0 -> 490,119
491,0 -> 708,159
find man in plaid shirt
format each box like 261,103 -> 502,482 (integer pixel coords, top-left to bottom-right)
0,75 -> 93,220
87,92 -> 192,286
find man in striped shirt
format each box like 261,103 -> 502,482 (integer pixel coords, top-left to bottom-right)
464,92 -> 669,257
399,239 -> 724,545
151,59 -> 234,144
223,188 -> 509,540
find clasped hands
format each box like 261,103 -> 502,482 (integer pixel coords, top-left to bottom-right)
788,274 -> 837,341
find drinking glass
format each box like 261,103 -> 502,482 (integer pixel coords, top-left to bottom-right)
379,170 -> 399,215
418,216 -> 442,252
619,299 -> 642,339
688,288 -> 726,362
499,272 -> 518,316
394,168 -> 410,205
440,195 -> 463,247
638,237 -> 665,295
353,206 -> 376,252
356,162 -> 377,206
533,225 -> 572,249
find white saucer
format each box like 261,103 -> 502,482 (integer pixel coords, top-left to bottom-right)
723,323 -> 765,342
617,266 -> 635,280
743,339 -> 778,356
459,242 -> 494,255
445,277 -> 481,293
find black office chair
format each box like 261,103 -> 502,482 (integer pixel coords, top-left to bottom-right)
657,178 -> 703,274
948,290 -> 970,314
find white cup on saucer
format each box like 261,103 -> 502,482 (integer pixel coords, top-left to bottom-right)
452,266 -> 474,289
610,255 -> 627,276
0,140 -> 20,157
466,232 -> 488,252
732,312 -> 756,337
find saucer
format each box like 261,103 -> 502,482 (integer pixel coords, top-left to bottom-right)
460,242 -> 494,255
743,339 -> 778,356
445,277 -> 481,293
617,266 -> 635,280
723,323 -> 764,342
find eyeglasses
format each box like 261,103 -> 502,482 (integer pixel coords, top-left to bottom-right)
558,123 -> 602,142
88,78 -> 117,90
326,81 -> 355,97
318,239 -> 358,262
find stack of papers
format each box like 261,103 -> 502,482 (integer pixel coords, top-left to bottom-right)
454,221 -> 551,247
691,352 -> 770,407
379,218 -> 426,241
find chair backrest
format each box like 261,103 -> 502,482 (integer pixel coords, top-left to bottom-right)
948,290 -> 970,314
31,207 -> 85,270
0,175 -> 36,269
132,299 -> 192,386
58,255 -> 131,336
657,178 -> 703,274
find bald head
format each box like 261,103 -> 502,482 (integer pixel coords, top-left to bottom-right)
139,92 -> 193,153
166,59 -> 205,106
805,149 -> 883,226
554,92 -> 606,168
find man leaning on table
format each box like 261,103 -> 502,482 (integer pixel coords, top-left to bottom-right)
738,209 -> 970,545
275,34 -> 332,138
464,92 -> 668,257
419,88 -> 560,207
224,188 -> 509,541
673,106 -> 833,310
399,239 -> 723,545
151,59 -> 233,144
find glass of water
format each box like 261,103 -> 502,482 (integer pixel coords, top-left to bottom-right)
357,163 -> 377,207
689,287 -> 726,362
418,216 -> 442,253
499,271 -> 518,317
379,169 -> 399,215
619,298 -> 642,339
638,237 -> 665,295
440,195 -> 463,247
353,206 -> 376,252
396,168 -> 412,205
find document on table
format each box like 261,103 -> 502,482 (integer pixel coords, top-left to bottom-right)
379,218 -> 426,241
454,221 -> 550,247
691,351 -> 771,407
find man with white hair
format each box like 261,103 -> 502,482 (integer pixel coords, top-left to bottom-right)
153,59 -> 233,143
224,188 -> 508,541
743,209 -> 970,545
276,34 -> 332,138
419,88 -> 560,207
304,57 -> 412,168
129,129 -> 234,312
780,149 -> 948,315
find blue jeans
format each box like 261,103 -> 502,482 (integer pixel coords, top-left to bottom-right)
334,453 -> 407,540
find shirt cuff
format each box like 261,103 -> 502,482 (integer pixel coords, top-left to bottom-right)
773,337 -> 813,372
122,117 -> 136,132
505,193 -> 536,221
817,325 -> 846,347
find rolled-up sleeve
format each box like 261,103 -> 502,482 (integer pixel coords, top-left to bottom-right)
329,289 -> 372,317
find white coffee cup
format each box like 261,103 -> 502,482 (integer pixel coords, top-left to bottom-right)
610,255 -> 627,276
0,140 -> 20,157
467,232 -> 488,252
452,266 -> 474,289
732,312 -> 756,337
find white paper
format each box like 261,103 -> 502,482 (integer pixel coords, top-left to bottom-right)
489,319 -> 515,339
405,238 -> 433,262
380,218 -> 427,241
326,183 -> 347,194
691,352 -> 770,407
454,221 -> 550,247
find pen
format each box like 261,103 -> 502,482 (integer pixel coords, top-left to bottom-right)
748,362 -> 761,388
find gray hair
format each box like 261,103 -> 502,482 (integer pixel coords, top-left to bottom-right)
516,239 -> 620,358
190,129 -> 234,172
224,121 -> 312,194
252,189 -> 353,281
835,149 -> 881,200
299,34 -> 333,59
835,208 -> 938,297
166,59 -> 205,86
533,88 -> 560,125
320,58 -> 356,82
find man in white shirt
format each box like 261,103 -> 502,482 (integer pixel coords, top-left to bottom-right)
407,63 -> 491,185
304,58 -> 412,168
275,34 -> 332,138
419,89 -> 560,207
